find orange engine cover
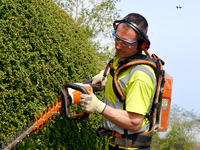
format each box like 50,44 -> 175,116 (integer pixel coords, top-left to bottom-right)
158,73 -> 173,131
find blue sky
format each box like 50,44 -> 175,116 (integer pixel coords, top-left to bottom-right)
116,0 -> 200,114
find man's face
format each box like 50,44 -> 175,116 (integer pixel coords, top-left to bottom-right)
114,24 -> 138,61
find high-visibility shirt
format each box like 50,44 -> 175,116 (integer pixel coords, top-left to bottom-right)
103,55 -> 156,134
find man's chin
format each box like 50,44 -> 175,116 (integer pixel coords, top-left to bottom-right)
116,52 -> 123,57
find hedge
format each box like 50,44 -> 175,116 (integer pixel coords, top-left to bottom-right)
0,0 -> 106,149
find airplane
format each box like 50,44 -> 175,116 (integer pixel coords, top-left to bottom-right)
176,5 -> 182,9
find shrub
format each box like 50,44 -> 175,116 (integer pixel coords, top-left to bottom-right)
0,0 -> 105,149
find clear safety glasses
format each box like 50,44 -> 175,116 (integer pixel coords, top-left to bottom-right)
112,29 -> 137,47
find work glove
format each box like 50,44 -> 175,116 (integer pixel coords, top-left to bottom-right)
80,93 -> 106,114
92,70 -> 108,89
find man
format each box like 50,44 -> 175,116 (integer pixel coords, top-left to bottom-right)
81,13 -> 156,150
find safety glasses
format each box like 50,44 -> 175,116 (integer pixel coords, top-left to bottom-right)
112,29 -> 137,47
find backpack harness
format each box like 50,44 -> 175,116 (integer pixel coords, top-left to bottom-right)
97,51 -> 167,149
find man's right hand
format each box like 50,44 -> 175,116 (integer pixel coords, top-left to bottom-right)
92,70 -> 107,90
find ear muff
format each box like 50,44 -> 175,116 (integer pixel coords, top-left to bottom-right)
113,20 -> 150,51
141,41 -> 148,50
137,36 -> 150,51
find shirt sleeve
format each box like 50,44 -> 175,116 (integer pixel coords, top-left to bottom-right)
125,69 -> 155,115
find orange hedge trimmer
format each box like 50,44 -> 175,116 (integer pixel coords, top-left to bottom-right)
2,81 -> 101,150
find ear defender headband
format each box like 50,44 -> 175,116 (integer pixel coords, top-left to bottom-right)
113,20 -> 150,51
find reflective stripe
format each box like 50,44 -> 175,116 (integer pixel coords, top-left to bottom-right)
119,65 -> 156,95
109,142 -> 138,149
103,64 -> 156,135
119,65 -> 156,115
103,96 -> 151,134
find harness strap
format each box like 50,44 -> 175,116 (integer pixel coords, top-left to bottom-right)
96,127 -> 152,148
112,60 -> 157,102
110,134 -> 152,148
102,59 -> 112,81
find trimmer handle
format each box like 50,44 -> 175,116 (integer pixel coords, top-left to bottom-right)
64,82 -> 89,94
82,78 -> 93,84
61,82 -> 89,120
83,79 -> 101,92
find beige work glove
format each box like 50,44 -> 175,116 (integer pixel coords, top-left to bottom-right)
92,70 -> 109,89
80,93 -> 106,114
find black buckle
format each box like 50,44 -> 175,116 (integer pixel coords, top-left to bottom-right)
96,127 -> 112,137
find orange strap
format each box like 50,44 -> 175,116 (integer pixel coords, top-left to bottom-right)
112,57 -> 165,134
113,60 -> 157,101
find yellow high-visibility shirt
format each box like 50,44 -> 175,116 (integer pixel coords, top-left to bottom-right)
105,56 -> 156,126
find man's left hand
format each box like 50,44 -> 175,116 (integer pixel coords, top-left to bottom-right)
80,93 -> 106,114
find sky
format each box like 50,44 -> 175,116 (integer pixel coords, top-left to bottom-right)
116,0 -> 200,114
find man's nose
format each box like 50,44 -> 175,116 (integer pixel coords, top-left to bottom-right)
116,42 -> 123,50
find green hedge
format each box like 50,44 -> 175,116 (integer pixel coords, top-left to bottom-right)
0,0 -> 106,149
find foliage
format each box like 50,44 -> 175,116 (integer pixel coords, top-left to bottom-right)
161,120 -> 197,150
55,0 -> 120,36
3,0 -> 200,149
151,120 -> 197,150
151,105 -> 199,150
0,0 -> 106,149
54,0 -> 120,61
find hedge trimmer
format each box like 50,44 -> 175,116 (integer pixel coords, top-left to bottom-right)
1,81 -> 101,150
